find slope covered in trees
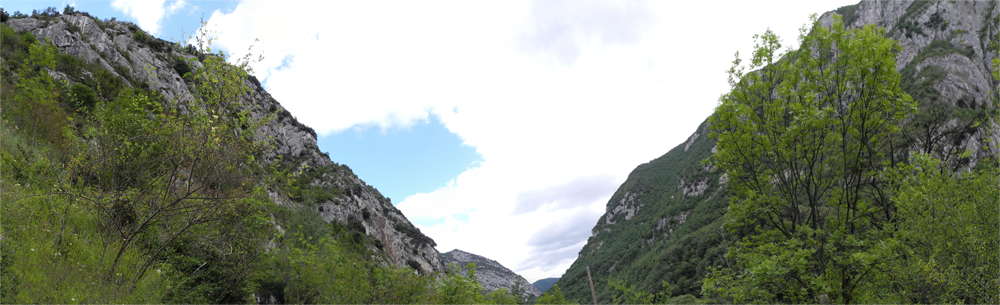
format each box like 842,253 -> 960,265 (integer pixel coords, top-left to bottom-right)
559,1 -> 999,303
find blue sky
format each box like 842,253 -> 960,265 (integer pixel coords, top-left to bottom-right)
4,0 -> 857,281
318,117 -> 481,206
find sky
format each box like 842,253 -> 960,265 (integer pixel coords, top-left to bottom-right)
4,0 -> 858,282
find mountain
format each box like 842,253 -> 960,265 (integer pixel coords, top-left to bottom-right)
440,249 -> 543,301
532,277 -> 560,293
557,0 -> 999,302
0,10 -> 477,303
4,12 -> 444,275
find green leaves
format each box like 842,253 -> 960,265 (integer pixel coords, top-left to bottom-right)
705,14 -> 916,303
875,154 -> 1000,303
536,284 -> 576,305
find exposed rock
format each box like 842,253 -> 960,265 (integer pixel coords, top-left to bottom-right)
825,0 -> 1000,163
680,177 -> 709,198
440,249 -> 542,301
603,191 -> 640,225
683,131 -> 700,152
654,211 -> 690,233
6,13 -> 444,274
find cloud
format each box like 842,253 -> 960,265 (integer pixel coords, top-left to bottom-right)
167,0 -> 186,14
515,175 -> 618,214
520,0 -> 652,63
111,0 -> 186,35
200,0 -> 857,282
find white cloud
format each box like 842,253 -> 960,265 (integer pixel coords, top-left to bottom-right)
200,0 -> 857,282
111,0 -> 186,35
167,0 -> 186,14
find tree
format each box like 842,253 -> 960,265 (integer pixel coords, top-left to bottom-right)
433,263 -> 486,304
535,284 -> 576,305
703,15 -> 914,303
872,154 -> 999,303
69,27 -> 269,288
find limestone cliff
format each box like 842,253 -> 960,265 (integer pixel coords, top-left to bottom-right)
5,13 -> 444,274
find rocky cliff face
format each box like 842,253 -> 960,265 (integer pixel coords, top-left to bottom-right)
5,13 -> 444,274
558,0 -> 999,301
440,249 -> 542,301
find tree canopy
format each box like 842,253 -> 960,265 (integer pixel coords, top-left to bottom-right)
703,15 -> 998,303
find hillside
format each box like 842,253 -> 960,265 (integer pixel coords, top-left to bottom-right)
3,11 -> 443,274
0,9 -> 526,304
557,0 -> 999,302
532,278 -> 559,293
440,249 -> 542,302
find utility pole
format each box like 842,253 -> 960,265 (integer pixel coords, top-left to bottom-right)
586,266 -> 598,305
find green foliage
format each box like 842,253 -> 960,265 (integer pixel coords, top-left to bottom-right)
274,163 -> 340,205
0,21 -> 271,303
833,4 -> 859,26
171,55 -> 193,78
0,17 -> 578,304
434,263 -> 488,304
705,15 -> 915,303
609,279 -> 654,304
868,154 -> 999,303
131,27 -> 172,53
608,279 -> 711,304
558,118 -> 728,302
68,83 -> 98,111
535,284 -> 576,305
485,289 -> 521,304
1,33 -> 76,153
0,125 -> 171,303
260,231 -> 371,303
994,57 -> 999,81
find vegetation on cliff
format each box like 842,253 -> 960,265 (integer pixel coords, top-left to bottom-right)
0,11 -> 519,303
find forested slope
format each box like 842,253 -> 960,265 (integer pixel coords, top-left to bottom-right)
557,1 -> 1000,302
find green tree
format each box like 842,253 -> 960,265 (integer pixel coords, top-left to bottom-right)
703,15 -> 914,303
484,288 -> 520,304
433,263 -> 486,304
870,154 -> 999,303
535,284 -> 576,305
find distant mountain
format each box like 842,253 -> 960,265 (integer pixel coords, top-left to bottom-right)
532,277 -> 559,293
557,0 -> 1000,302
440,249 -> 542,301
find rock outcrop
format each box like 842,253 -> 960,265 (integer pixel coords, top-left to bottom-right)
558,0 -> 998,301
440,249 -> 542,301
5,13 -> 444,274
